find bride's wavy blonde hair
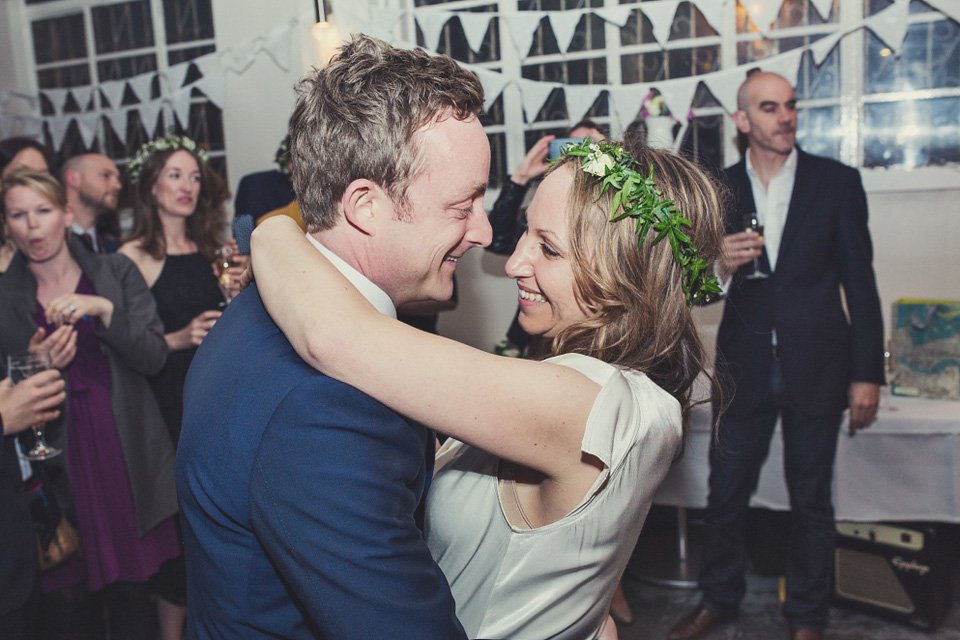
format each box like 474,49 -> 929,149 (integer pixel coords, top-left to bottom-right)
547,145 -> 727,441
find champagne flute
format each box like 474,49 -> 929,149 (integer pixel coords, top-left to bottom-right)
7,351 -> 61,460
742,213 -> 768,280
215,245 -> 238,304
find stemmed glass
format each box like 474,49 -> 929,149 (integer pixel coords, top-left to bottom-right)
742,213 -> 768,280
215,245 -> 238,304
7,351 -> 61,460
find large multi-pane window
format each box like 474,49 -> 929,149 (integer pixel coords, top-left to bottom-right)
415,0 -> 959,187
25,0 -> 226,176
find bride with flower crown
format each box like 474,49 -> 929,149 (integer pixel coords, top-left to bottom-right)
251,139 -> 725,639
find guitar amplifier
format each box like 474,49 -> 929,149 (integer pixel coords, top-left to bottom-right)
833,521 -> 957,630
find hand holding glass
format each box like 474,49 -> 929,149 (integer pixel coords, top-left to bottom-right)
7,351 -> 61,460
742,213 -> 768,280
215,245 -> 238,303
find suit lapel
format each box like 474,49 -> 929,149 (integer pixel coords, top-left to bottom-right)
775,148 -> 814,272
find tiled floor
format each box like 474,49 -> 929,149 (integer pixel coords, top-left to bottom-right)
615,508 -> 960,640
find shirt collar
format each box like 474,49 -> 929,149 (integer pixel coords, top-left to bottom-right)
306,234 -> 396,318
746,146 -> 798,181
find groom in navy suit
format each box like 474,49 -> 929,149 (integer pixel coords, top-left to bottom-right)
176,36 -> 491,639
669,71 -> 884,640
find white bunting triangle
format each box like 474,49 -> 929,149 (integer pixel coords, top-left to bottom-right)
164,61 -> 191,92
654,76 -> 699,122
416,12 -> 452,53
137,99 -> 164,137
105,108 -> 129,145
810,30 -> 842,66
263,22 -> 294,72
457,13 -> 493,56
693,0 -> 727,36
43,88 -> 71,117
99,80 -> 127,110
517,77 -> 559,122
641,1 -> 680,46
593,6 -> 633,28
473,67 -> 510,115
72,86 -> 94,111
46,116 -> 73,151
564,85 -> 602,124
127,73 -> 155,103
547,10 -> 583,54
864,0 -> 910,58
743,0 -> 783,35
809,0 -> 834,21
76,111 -> 100,149
607,84 -> 647,130
759,48 -> 804,90
168,86 -> 193,128
502,11 -> 543,60
921,0 -> 960,23
702,67 -> 745,115
229,37 -> 262,74
194,54 -> 225,108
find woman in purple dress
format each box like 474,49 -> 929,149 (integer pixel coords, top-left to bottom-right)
0,169 -> 180,640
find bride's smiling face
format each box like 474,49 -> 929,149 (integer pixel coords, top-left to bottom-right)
505,166 -> 592,338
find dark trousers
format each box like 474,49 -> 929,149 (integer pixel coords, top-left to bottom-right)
0,580 -> 39,640
699,359 -> 842,630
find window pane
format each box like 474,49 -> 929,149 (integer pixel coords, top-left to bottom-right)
163,0 -> 215,44
797,47 -> 839,100
796,105 -> 841,161
92,1 -> 154,54
32,14 -> 87,64
863,97 -> 960,168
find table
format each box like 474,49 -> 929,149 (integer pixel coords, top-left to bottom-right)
653,390 -> 960,522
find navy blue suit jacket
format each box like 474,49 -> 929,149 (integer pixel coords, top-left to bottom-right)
176,284 -> 465,639
716,148 -> 885,417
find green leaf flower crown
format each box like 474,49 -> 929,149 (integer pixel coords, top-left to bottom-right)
126,135 -> 209,184
560,139 -> 721,307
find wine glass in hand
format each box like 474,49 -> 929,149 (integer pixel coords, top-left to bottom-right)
215,245 -> 238,304
742,213 -> 768,280
7,351 -> 61,460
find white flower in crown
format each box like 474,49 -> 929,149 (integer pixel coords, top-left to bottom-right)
582,145 -> 615,177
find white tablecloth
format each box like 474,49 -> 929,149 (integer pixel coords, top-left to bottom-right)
653,390 -> 960,522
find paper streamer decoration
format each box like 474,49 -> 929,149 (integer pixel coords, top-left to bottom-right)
168,86 -> 193,128
517,77 -> 559,122
194,54 -> 225,109
864,0 -> 910,58
165,61 -> 191,92
694,0 -> 727,36
503,11 -> 542,60
72,86 -> 94,112
229,37 -> 262,74
99,80 -> 127,110
809,0 -> 835,22
417,12 -> 451,54
702,67 -> 745,115
654,76 -> 699,123
759,48 -> 804,91
742,0 -> 784,35
564,85 -> 603,124
473,67 -> 509,114
810,30 -> 843,66
593,6 -> 633,29
607,84 -> 647,129
366,6 -> 403,41
263,22 -> 294,71
127,73 -> 155,103
138,100 -> 164,136
76,112 -> 100,148
46,116 -> 72,151
548,10 -> 583,54
105,108 -> 129,145
642,1 -> 681,46
457,13 -> 492,56
43,88 -> 71,117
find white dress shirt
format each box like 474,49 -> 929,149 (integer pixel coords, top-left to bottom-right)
306,233 -> 397,319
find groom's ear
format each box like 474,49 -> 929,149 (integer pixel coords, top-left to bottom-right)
341,179 -> 391,237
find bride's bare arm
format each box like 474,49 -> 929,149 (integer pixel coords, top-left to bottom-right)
250,216 -> 601,480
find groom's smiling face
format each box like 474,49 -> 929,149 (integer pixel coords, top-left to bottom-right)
374,114 -> 491,307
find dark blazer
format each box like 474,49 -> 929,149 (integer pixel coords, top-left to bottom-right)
0,436 -> 37,616
716,148 -> 885,418
0,238 -> 177,536
234,169 -> 297,220
177,285 -> 465,640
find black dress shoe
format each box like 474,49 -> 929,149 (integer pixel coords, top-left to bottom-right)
666,605 -> 734,640
788,629 -> 824,640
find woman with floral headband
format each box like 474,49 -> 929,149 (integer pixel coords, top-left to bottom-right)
249,139 -> 726,639
119,137 -> 232,446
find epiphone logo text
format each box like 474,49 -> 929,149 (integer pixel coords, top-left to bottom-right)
892,557 -> 930,576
